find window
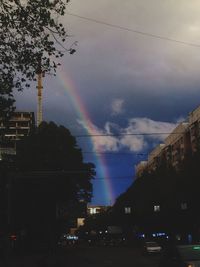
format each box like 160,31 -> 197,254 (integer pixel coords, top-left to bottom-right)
124,207 -> 131,214
181,203 -> 187,210
89,208 -> 97,214
154,205 -> 160,212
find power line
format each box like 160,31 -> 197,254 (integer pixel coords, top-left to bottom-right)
82,151 -> 148,156
57,171 -> 134,180
74,132 -> 184,138
94,176 -> 134,180
67,12 -> 200,48
39,170 -> 134,180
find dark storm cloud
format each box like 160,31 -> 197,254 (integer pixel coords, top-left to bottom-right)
15,1 -> 200,204
62,0 -> 200,122
16,0 -> 200,151
16,0 -> 200,146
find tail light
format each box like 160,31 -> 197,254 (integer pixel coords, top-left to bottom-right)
10,234 -> 17,241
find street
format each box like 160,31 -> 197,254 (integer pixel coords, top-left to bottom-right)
0,245 -> 161,267
57,245 -> 161,267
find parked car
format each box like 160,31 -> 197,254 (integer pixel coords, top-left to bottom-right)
143,241 -> 162,254
159,244 -> 200,267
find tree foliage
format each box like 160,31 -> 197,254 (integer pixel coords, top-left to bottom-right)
0,0 -> 72,112
16,121 -> 95,203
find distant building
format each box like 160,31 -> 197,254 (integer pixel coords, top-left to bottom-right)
188,106 -> 200,153
164,122 -> 190,168
135,105 -> 200,177
148,144 -> 165,172
0,111 -> 35,157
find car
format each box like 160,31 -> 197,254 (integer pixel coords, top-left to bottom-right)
143,241 -> 162,254
159,244 -> 200,267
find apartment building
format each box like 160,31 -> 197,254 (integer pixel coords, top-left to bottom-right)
0,111 -> 35,157
87,205 -> 111,215
188,106 -> 200,153
135,105 -> 200,177
164,122 -> 190,168
135,161 -> 148,178
148,144 -> 165,172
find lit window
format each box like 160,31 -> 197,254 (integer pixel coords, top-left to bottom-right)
124,207 -> 131,214
181,203 -> 187,210
77,218 -> 85,227
154,205 -> 160,212
90,208 -> 97,214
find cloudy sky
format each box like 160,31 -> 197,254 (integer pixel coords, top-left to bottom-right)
15,0 -> 200,205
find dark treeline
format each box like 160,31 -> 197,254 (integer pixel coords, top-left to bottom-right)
0,121 -> 95,251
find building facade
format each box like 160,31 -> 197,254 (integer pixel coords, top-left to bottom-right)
87,205 -> 111,215
135,161 -> 148,178
189,106 -> 200,153
135,105 -> 200,177
164,122 -> 190,168
148,144 -> 165,172
0,111 -> 35,157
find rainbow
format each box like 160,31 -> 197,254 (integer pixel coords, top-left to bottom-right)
57,67 -> 115,205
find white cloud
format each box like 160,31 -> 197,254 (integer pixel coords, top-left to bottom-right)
111,98 -> 125,115
123,117 -> 177,140
64,0 -> 200,99
78,117 -> 177,152
77,120 -> 119,152
119,118 -> 177,151
120,135 -> 147,152
175,116 -> 186,124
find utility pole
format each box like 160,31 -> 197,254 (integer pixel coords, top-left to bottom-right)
36,59 -> 43,127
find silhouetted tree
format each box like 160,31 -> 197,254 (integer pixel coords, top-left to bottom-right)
0,0 -> 73,114
6,121 -> 95,244
16,121 -> 95,203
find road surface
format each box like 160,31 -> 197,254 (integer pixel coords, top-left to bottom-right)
59,245 -> 161,267
0,244 -> 161,267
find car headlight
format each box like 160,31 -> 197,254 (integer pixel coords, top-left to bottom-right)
187,264 -> 195,267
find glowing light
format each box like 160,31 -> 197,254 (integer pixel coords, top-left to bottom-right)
193,246 -> 200,250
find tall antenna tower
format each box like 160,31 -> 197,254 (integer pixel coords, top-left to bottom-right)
36,59 -> 43,127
